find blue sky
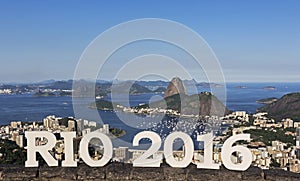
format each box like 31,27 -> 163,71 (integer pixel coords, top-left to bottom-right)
0,0 -> 299,83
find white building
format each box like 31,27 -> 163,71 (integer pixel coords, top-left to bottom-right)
296,127 -> 300,147
16,134 -> 24,148
114,147 -> 130,162
68,120 -> 76,131
88,121 -> 97,127
103,124 -> 109,134
82,128 -> 91,136
282,118 -> 294,128
76,119 -> 84,134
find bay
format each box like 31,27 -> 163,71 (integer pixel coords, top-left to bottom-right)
0,82 -> 299,149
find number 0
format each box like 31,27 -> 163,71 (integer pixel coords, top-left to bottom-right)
164,132 -> 194,168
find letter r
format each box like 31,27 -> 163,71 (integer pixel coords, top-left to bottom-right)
25,131 -> 58,167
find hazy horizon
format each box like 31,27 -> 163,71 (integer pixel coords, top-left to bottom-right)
1,78 -> 300,85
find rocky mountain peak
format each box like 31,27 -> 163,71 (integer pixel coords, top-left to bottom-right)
164,77 -> 187,98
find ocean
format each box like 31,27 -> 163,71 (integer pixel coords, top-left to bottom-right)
0,82 -> 299,149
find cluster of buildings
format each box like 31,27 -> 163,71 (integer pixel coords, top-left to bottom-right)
224,112 -> 300,173
0,115 -> 111,162
1,111 -> 300,173
119,104 -> 220,118
223,111 -> 250,123
117,104 -> 181,116
38,88 -> 72,93
41,115 -> 102,135
252,113 -> 299,128
82,111 -> 300,174
0,89 -> 12,94
248,139 -> 300,172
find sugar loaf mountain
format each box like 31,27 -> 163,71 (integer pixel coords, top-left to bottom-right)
258,92 -> 300,121
91,77 -> 229,117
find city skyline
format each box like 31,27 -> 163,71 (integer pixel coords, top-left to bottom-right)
0,1 -> 300,83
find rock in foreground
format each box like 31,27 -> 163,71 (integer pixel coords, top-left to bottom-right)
0,163 -> 299,181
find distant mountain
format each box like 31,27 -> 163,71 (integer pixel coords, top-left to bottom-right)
256,97 -> 278,104
1,78 -> 224,97
183,79 -> 197,86
135,80 -> 168,87
196,82 -> 224,88
258,92 -> 300,121
135,92 -> 230,117
130,83 -> 153,94
153,87 -> 166,93
45,80 -> 155,97
90,77 -> 229,116
95,82 -> 112,97
135,77 -> 229,116
164,77 -> 187,98
96,80 -> 111,84
36,79 -> 56,85
45,80 -> 73,90
72,80 -> 110,97
110,81 -> 153,94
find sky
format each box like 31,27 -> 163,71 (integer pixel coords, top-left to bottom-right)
0,0 -> 299,83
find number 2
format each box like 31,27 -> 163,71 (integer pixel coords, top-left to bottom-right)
132,131 -> 162,167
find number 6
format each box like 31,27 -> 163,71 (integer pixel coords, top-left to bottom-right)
221,134 -> 252,171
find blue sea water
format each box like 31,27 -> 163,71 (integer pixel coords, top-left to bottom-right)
226,82 -> 300,113
0,82 -> 299,148
1,82 -> 300,124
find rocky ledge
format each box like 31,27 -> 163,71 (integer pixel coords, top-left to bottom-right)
0,163 -> 300,181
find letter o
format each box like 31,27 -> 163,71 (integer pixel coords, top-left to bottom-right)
79,132 -> 113,167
